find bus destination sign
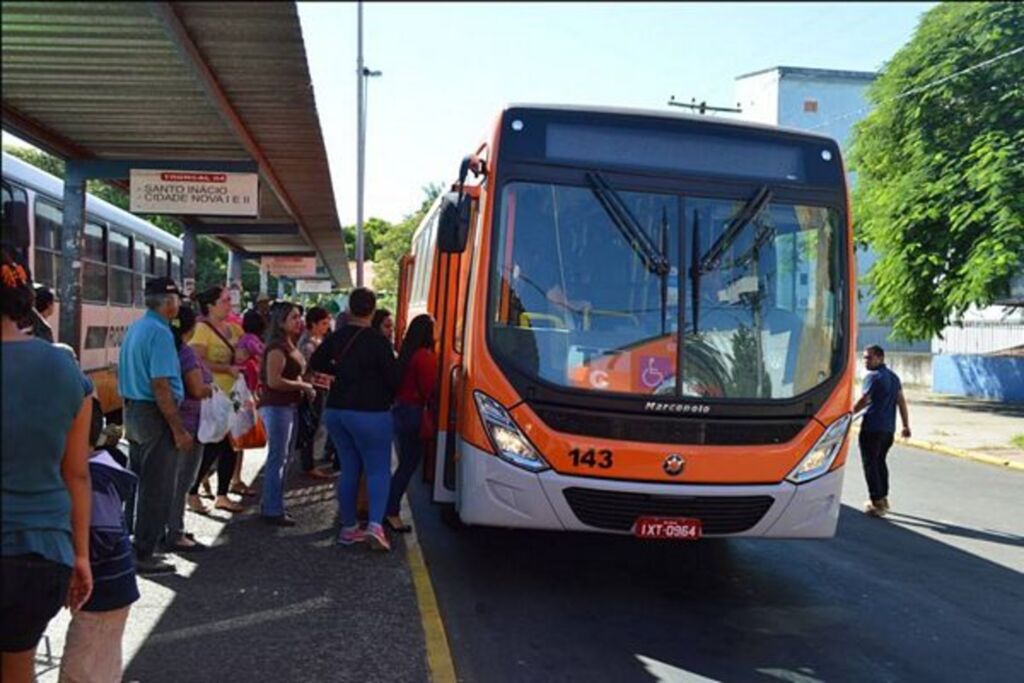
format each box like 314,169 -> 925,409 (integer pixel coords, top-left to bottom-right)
130,169 -> 259,217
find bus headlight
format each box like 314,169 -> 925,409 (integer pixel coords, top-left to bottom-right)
473,391 -> 550,472
786,414 -> 851,484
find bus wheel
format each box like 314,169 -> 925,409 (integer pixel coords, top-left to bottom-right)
439,503 -> 463,530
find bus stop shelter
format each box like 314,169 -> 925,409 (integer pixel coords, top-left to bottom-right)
2,1 -> 349,345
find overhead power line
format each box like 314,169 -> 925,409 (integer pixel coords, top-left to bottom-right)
808,44 -> 1024,131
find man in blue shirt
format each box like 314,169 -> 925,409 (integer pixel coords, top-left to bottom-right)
854,345 -> 911,517
118,277 -> 192,574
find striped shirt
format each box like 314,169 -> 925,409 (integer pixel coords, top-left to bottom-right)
82,450 -> 140,612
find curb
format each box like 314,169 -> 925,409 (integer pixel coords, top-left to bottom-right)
900,437 -> 1024,471
403,499 -> 458,683
853,426 -> 1024,471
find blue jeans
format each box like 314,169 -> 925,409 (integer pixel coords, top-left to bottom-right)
388,403 -> 424,517
322,409 -> 393,527
259,405 -> 297,518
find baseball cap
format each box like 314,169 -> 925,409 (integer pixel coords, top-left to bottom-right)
144,277 -> 182,297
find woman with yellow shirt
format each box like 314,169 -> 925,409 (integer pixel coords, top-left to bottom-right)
187,286 -> 245,513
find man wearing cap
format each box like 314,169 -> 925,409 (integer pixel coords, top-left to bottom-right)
118,277 -> 192,575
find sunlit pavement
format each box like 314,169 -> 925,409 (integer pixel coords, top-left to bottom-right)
410,443 -> 1024,682
36,446 -> 430,683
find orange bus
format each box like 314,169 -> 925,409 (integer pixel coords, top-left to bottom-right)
397,105 -> 855,539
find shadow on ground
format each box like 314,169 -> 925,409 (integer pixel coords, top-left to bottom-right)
410,481 -> 1024,683
123,462 -> 429,683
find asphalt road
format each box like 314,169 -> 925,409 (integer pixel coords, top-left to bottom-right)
410,444 -> 1024,683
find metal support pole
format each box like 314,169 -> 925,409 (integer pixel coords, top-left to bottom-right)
355,0 -> 365,288
227,250 -> 243,310
182,226 -> 197,298
59,163 -> 86,349
259,263 -> 269,297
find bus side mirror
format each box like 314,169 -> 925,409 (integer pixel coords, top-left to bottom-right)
437,192 -> 471,253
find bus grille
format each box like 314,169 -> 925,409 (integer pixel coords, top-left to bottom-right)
563,488 -> 775,534
532,406 -> 805,445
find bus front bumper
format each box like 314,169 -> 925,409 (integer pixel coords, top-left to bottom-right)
456,440 -> 843,538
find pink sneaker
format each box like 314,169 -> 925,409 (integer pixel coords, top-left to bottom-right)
365,523 -> 391,552
336,525 -> 366,546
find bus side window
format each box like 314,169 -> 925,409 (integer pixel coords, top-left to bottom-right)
171,254 -> 182,284
82,220 -> 108,303
1,182 -> 30,265
154,248 -> 169,279
134,240 -> 152,305
33,200 -> 63,289
109,229 -> 133,305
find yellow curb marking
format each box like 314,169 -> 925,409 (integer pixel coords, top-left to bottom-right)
404,502 -> 458,683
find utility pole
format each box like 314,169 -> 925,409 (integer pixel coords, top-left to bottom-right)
355,1 -> 381,289
355,1 -> 364,288
667,95 -> 742,115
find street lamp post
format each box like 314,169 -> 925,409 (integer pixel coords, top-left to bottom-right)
355,1 -> 381,288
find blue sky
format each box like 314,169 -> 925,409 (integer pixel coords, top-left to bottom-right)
298,1 -> 938,227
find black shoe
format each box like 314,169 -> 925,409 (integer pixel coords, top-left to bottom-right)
136,555 -> 176,575
262,513 -> 297,527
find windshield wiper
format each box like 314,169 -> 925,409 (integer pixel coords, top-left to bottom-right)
659,206 -> 669,335
697,185 -> 773,275
585,172 -> 670,277
690,208 -> 700,335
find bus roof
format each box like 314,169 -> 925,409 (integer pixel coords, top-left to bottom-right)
500,103 -> 841,146
2,151 -> 182,252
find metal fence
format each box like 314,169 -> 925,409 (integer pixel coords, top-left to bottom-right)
933,322 -> 1024,355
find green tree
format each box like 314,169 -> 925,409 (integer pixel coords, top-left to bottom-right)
849,2 -> 1024,340
342,216 -> 390,261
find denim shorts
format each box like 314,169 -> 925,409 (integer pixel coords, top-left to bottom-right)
1,553 -> 71,652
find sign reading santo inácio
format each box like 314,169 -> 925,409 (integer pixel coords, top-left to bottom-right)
130,170 -> 259,217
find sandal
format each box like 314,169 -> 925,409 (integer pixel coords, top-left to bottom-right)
229,482 -> 257,497
187,494 -> 210,514
214,498 -> 245,513
305,467 -> 338,481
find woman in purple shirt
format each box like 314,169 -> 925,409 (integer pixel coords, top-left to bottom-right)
167,304 -> 213,551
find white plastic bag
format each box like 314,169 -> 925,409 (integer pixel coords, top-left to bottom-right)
228,375 -> 257,439
198,386 -> 233,444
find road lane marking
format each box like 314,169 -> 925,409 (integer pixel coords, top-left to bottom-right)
404,497 -> 457,683
145,595 -> 332,645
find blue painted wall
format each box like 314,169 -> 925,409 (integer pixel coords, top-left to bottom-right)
932,354 -> 1024,403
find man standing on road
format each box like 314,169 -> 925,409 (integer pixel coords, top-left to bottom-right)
118,278 -> 193,575
854,345 -> 911,517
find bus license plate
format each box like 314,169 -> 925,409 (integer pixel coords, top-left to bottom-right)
632,517 -> 702,540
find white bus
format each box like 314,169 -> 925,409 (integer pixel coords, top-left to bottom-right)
2,151 -> 184,415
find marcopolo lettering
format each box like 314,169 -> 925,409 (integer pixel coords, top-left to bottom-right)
643,401 -> 711,415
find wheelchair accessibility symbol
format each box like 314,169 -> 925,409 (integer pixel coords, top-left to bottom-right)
639,356 -> 672,390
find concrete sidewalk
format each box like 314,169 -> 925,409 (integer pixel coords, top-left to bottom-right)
35,446 -> 431,683
892,388 -> 1024,469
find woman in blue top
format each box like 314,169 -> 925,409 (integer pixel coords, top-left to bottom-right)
0,252 -> 94,682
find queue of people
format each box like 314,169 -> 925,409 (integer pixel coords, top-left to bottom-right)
2,239 -> 438,680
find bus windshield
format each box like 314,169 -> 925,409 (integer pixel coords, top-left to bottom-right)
488,181 -> 844,400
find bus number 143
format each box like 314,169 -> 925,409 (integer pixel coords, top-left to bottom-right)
568,448 -> 613,469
